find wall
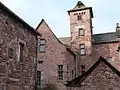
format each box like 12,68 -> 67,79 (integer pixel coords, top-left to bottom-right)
79,61 -> 120,90
0,9 -> 37,90
37,21 -> 69,90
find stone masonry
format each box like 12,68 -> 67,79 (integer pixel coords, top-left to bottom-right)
36,20 -> 76,90
0,2 -> 39,90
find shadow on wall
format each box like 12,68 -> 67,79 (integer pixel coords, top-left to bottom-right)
42,84 -> 58,90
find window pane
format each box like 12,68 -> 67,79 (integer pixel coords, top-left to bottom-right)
81,65 -> 85,69
37,71 -> 41,86
40,39 -> 45,44
79,29 -> 84,36
58,65 -> 63,71
58,71 -> 63,80
8,48 -> 13,58
40,45 -> 45,52
81,49 -> 85,55
19,43 -> 24,62
77,15 -> 82,20
80,44 -> 85,48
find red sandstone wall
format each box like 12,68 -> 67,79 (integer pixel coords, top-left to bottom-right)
37,21 -> 74,90
0,9 -> 37,90
79,61 -> 120,90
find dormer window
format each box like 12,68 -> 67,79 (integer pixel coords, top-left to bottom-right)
78,28 -> 84,36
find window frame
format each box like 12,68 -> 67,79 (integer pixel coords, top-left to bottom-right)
79,44 -> 85,55
81,65 -> 85,74
8,47 -> 14,59
37,71 -> 41,86
78,28 -> 84,36
77,14 -> 82,20
39,39 -> 46,53
58,65 -> 64,80
19,43 -> 24,62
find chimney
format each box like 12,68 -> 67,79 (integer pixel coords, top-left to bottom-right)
116,23 -> 120,38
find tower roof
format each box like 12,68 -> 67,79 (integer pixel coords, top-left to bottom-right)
68,1 -> 93,18
73,1 -> 86,10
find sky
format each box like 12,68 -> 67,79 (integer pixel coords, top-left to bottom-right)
0,0 -> 120,37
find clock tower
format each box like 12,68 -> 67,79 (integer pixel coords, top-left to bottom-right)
68,1 -> 94,74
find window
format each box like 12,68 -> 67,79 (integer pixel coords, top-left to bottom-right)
58,65 -> 63,80
72,70 -> 74,79
81,65 -> 85,74
39,39 -> 45,52
80,44 -> 85,55
8,48 -> 13,58
77,14 -> 82,20
37,71 -> 41,86
78,28 -> 84,36
19,43 -> 24,62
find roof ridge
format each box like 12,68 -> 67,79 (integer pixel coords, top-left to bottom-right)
93,32 -> 116,36
66,56 -> 120,87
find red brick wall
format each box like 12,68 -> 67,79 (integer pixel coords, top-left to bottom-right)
0,9 -> 37,90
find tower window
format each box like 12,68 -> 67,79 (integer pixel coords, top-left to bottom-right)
39,39 -> 46,52
78,28 -> 84,36
79,44 -> 85,55
77,14 -> 82,20
58,65 -> 64,80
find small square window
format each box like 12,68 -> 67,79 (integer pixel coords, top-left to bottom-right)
77,15 -> 82,20
81,70 -> 85,74
81,65 -> 85,69
79,28 -> 84,36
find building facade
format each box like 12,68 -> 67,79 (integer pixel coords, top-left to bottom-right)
37,1 -> 120,90
0,2 -> 40,90
36,19 -> 76,90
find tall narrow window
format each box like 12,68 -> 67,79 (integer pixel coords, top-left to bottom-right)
58,65 -> 63,80
19,43 -> 24,62
8,48 -> 14,58
78,28 -> 84,36
37,71 -> 41,86
80,44 -> 85,55
39,39 -> 45,52
72,70 -> 74,79
81,65 -> 85,74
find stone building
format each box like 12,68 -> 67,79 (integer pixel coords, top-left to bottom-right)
36,19 -> 76,90
0,2 -> 40,90
37,1 -> 120,90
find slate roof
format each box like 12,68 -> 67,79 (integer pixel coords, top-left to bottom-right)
58,32 -> 118,45
58,37 -> 71,45
0,2 -> 41,36
66,56 -> 120,87
93,32 -> 118,44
